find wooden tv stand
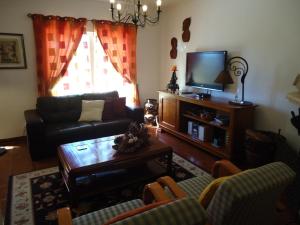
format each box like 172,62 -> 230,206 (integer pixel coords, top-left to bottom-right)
158,91 -> 256,161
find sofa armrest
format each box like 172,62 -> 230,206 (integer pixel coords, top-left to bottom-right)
57,207 -> 73,225
211,160 -> 241,178
24,109 -> 44,126
125,106 -> 144,123
24,110 -> 45,135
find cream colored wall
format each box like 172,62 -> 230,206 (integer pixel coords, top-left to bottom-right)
0,0 -> 160,139
160,0 -> 300,150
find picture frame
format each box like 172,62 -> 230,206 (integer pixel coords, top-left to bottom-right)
0,33 -> 27,69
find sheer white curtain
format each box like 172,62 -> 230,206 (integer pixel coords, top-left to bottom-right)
52,30 -> 134,106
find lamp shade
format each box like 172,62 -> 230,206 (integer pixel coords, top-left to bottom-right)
294,74 -> 300,91
215,70 -> 234,84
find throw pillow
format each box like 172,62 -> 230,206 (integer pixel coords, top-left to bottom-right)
112,97 -> 127,119
103,200 -> 172,225
79,100 -> 105,122
102,100 -> 114,121
199,176 -> 229,208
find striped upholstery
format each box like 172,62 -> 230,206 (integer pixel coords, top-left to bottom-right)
176,174 -> 214,198
111,198 -> 207,225
206,162 -> 296,225
73,199 -> 144,225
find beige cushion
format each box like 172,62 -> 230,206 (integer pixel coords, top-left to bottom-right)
199,176 -> 230,208
79,100 -> 105,121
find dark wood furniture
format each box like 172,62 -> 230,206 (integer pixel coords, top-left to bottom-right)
158,91 -> 256,161
58,135 -> 173,203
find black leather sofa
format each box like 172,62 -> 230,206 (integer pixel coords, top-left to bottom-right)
24,91 -> 144,160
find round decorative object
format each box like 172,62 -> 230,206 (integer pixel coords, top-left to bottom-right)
113,123 -> 150,154
144,99 -> 158,125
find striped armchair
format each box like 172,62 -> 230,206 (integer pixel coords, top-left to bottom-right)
57,188 -> 208,225
157,161 -> 296,225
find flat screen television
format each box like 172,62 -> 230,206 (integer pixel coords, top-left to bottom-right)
185,51 -> 227,91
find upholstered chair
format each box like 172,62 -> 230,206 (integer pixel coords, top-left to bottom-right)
157,161 -> 296,225
57,182 -> 208,225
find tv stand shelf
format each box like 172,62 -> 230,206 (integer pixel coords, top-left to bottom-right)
158,91 -> 256,161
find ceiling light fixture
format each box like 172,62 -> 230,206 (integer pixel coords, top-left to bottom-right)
109,0 -> 162,27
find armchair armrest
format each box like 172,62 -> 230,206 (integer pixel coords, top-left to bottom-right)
143,182 -> 171,204
211,160 -> 241,178
57,207 -> 73,225
125,106 -> 144,123
157,176 -> 187,199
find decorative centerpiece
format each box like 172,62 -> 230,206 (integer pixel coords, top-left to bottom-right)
113,122 -> 150,153
167,65 -> 179,94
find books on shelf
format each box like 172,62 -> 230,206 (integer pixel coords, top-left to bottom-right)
187,121 -> 213,142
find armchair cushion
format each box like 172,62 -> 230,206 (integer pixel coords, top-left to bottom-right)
103,200 -> 171,225
73,199 -> 144,225
175,173 -> 214,199
109,198 -> 207,225
199,176 -> 229,208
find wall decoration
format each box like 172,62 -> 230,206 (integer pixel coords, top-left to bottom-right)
182,17 -> 191,42
0,33 -> 27,69
170,37 -> 177,59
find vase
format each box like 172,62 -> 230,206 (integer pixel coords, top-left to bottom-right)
144,99 -> 158,125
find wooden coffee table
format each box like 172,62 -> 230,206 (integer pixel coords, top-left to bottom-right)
58,135 -> 173,204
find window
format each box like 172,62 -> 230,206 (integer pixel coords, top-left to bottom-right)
52,30 -> 134,106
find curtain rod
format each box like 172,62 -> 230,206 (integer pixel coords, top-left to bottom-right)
27,13 -> 93,21
27,14 -> 136,26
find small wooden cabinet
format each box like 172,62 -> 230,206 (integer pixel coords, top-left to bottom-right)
158,91 -> 256,161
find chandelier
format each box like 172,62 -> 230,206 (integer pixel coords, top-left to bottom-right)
109,0 -> 162,27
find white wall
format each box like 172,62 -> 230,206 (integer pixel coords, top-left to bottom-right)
160,0 -> 300,150
0,0 -> 160,139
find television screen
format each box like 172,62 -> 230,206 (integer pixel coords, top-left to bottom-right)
185,51 -> 227,91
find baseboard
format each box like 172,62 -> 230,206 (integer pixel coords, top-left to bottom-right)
0,136 -> 26,144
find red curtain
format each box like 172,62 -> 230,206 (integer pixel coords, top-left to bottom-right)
31,14 -> 86,96
93,20 -> 140,106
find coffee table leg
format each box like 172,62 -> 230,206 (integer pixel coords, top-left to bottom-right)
166,151 -> 173,176
69,176 -> 78,207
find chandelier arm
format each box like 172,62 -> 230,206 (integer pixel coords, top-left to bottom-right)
109,1 -> 161,27
144,16 -> 160,24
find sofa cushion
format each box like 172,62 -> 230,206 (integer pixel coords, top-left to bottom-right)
112,97 -> 127,119
79,100 -> 105,122
82,91 -> 119,101
45,122 -> 93,143
102,100 -> 114,121
37,95 -> 81,123
90,119 -> 132,137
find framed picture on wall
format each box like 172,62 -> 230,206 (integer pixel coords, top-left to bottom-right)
0,33 -> 27,69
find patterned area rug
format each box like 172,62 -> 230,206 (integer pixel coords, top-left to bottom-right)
6,153 -> 209,225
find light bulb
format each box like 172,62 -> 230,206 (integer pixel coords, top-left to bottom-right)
142,5 -> 148,12
116,3 -> 122,10
156,0 -> 162,7
109,0 -> 115,3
